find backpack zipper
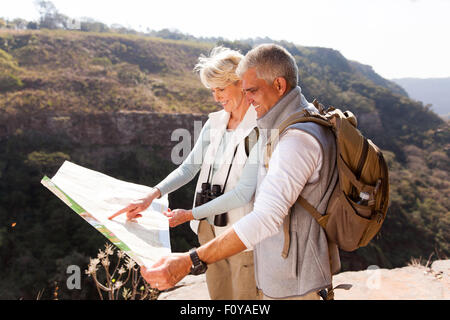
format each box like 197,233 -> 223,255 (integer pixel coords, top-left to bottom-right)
356,138 -> 369,180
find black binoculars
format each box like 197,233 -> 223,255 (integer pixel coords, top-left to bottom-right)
195,182 -> 228,227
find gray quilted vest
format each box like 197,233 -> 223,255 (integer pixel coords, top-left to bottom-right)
254,86 -> 340,298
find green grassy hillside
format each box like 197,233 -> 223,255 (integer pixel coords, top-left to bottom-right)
0,30 -> 217,115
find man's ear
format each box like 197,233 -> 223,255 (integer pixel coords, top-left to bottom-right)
273,77 -> 289,96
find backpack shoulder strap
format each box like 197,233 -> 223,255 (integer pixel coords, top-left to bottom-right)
275,109 -> 335,259
277,110 -> 331,136
244,127 -> 259,157
265,110 -> 332,169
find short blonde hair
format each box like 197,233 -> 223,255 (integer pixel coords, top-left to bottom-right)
194,46 -> 243,89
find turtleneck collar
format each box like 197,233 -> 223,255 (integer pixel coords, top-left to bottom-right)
257,86 -> 316,143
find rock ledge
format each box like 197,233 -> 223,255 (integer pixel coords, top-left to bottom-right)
158,260 -> 450,300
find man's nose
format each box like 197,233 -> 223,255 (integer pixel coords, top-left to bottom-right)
244,93 -> 253,105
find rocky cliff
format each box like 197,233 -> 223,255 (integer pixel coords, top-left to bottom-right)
158,260 -> 450,300
0,111 -> 207,160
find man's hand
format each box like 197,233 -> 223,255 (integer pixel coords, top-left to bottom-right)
140,228 -> 247,291
163,209 -> 194,227
140,253 -> 192,291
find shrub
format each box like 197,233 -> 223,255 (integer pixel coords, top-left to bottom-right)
0,74 -> 23,91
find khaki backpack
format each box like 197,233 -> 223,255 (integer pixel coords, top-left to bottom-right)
265,99 -> 390,254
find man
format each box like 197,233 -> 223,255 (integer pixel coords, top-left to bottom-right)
141,44 -> 340,300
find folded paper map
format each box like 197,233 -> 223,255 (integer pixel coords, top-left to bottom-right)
41,161 -> 171,267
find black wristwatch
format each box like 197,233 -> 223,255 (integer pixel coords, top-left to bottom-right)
189,248 -> 207,275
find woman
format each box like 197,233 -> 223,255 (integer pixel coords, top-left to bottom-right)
109,46 -> 260,300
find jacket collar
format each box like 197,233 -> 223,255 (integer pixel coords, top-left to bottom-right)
257,86 -> 316,143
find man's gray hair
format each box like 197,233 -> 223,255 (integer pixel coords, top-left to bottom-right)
236,43 -> 298,88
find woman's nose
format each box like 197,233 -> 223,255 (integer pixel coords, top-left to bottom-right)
213,91 -> 222,102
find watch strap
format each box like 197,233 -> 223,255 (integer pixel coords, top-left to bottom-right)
189,248 -> 207,275
189,249 -> 201,265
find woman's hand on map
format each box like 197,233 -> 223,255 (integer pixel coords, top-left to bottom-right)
108,187 -> 161,221
163,208 -> 194,227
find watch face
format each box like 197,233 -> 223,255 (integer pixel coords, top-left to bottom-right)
191,263 -> 207,275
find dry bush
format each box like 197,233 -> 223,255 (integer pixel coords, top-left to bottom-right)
85,243 -> 159,300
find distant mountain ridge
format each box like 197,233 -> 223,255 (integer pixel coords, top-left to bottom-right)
391,77 -> 450,118
350,61 -> 408,97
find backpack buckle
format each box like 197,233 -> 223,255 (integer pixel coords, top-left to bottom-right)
318,287 -> 334,300
318,289 -> 328,300
376,211 -> 384,223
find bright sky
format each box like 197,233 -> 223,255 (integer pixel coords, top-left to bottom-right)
2,0 -> 450,79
